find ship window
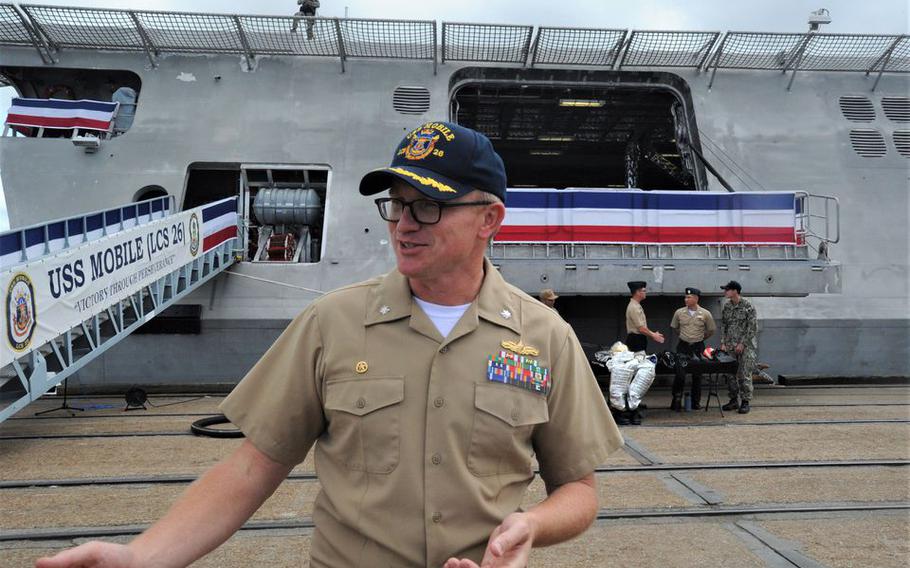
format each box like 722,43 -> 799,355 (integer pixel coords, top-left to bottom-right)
882,97 -> 910,123
183,164 -> 329,264
848,129 -> 887,158
893,131 -> 910,158
134,185 -> 168,202
242,166 -> 329,264
183,166 -> 240,209
393,86 -> 431,115
838,96 -> 875,122
0,66 -> 141,139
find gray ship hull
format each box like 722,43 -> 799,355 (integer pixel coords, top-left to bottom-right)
1,14 -> 907,386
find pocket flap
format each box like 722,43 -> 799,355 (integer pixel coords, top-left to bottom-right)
325,377 -> 404,416
474,382 -> 549,427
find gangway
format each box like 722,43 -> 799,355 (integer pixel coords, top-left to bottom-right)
0,195 -> 239,424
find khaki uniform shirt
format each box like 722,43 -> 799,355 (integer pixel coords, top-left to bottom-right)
626,299 -> 647,335
221,258 -> 623,567
670,306 -> 716,344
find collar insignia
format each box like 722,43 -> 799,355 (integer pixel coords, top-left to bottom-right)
499,308 -> 512,320
379,305 -> 391,315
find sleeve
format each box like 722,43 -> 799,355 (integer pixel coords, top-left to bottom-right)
631,304 -> 647,331
670,310 -> 680,331
704,311 -> 716,339
532,330 -> 624,487
744,304 -> 758,344
219,305 -> 326,466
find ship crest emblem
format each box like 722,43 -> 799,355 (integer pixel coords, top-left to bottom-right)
188,213 -> 201,257
404,128 -> 440,161
7,272 -> 36,352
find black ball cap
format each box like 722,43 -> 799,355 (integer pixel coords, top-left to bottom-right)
720,280 -> 742,292
627,281 -> 647,293
359,121 -> 507,203
685,287 -> 701,297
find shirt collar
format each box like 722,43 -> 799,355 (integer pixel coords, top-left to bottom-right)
365,257 -> 520,335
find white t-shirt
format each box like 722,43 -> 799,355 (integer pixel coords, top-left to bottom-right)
414,297 -> 471,338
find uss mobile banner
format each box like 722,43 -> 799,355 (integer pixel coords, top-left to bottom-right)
1,206 -> 204,367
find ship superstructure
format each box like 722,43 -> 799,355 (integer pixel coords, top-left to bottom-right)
0,4 -> 907,387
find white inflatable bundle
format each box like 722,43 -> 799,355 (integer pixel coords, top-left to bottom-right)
593,349 -> 612,366
609,341 -> 629,354
607,351 -> 637,410
628,354 -> 658,410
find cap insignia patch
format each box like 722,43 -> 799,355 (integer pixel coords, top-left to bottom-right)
403,128 -> 440,160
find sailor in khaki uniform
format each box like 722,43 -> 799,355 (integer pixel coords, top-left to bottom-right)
625,281 -> 664,353
36,122 -> 622,568
669,287 -> 716,411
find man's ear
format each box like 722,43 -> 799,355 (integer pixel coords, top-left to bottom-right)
478,202 -> 506,241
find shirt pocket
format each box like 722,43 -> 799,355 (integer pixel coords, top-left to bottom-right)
468,382 -> 550,477
324,376 -> 404,474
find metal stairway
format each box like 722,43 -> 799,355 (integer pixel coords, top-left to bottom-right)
0,196 -> 239,423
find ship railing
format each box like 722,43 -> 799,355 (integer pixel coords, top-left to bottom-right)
0,196 -> 239,424
0,5 -> 907,86
489,190 -> 840,263
796,192 -> 840,256
0,195 -> 174,272
3,96 -> 122,141
2,123 -> 118,139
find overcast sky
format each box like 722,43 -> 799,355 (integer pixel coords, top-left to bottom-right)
1,0 -> 908,230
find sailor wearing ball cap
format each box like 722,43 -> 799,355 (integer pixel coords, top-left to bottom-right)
720,280 -> 759,414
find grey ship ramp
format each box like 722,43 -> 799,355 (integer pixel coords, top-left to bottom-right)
0,385 -> 907,566
0,196 -> 239,424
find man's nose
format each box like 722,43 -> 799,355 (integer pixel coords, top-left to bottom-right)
396,204 -> 421,232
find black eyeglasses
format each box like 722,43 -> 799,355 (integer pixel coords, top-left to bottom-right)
374,197 -> 492,225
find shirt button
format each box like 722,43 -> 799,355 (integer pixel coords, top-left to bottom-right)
433,397 -> 445,408
431,453 -> 442,465
355,398 -> 366,409
432,512 -> 442,523
440,346 -> 449,353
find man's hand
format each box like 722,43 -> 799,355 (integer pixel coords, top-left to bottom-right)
652,332 -> 665,344
443,512 -> 535,568
35,541 -> 136,568
720,343 -> 727,352
735,343 -> 744,354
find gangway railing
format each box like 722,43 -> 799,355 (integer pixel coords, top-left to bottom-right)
0,195 -> 172,270
0,196 -> 239,424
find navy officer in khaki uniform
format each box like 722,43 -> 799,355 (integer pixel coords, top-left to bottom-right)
669,287 -> 716,411
37,122 -> 622,568
625,280 -> 664,352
